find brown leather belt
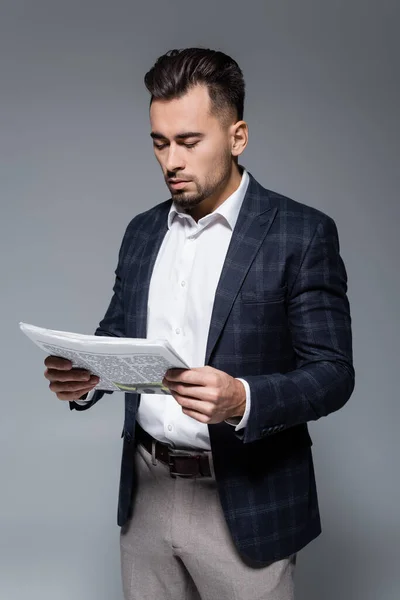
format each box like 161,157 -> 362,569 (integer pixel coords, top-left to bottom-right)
135,422 -> 212,478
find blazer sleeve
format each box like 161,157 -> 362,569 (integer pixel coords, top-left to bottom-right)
241,214 -> 355,443
69,220 -> 135,412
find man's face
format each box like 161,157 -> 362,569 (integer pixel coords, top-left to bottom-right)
149,84 -> 235,212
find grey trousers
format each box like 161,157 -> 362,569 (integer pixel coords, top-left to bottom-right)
120,442 -> 296,600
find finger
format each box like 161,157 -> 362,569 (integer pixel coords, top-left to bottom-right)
172,393 -> 213,417
56,385 -> 98,401
164,369 -> 208,384
169,373 -> 203,385
181,408 -> 210,423
44,356 -> 73,370
49,376 -> 99,393
165,366 -> 217,385
165,381 -> 220,405
45,368 -> 94,382
164,368 -> 188,382
164,381 -> 205,399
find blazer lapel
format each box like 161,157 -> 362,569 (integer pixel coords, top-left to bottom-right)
204,173 -> 277,365
134,202 -> 170,338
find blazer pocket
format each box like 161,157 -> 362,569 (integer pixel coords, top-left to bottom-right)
240,285 -> 287,304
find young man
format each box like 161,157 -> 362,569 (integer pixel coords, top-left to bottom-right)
44,48 -> 354,600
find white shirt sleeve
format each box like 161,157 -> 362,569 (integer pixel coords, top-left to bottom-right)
224,378 -> 251,431
73,389 -> 96,406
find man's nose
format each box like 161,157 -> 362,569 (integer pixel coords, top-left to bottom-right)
165,145 -> 185,172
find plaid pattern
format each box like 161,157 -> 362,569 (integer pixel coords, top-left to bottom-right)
70,170 -> 354,565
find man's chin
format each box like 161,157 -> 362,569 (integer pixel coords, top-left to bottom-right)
172,194 -> 201,209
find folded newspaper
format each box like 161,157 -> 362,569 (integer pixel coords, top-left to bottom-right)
20,322 -> 190,394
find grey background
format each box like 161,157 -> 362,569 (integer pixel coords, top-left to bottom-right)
1,1 -> 399,599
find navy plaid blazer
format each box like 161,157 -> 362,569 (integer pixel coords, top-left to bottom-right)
70,169 -> 354,566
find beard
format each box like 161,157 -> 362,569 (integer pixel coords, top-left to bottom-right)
169,152 -> 232,214
171,183 -> 212,212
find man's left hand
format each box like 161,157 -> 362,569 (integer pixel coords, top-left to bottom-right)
162,366 -> 246,424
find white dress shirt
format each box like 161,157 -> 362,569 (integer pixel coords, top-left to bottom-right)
78,169 -> 251,450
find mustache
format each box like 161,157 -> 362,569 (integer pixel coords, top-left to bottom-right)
166,171 -> 194,179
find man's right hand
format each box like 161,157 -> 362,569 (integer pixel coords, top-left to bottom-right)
44,356 -> 100,402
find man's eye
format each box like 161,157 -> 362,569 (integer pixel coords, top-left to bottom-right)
153,141 -> 198,150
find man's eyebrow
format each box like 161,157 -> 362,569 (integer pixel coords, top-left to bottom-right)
150,131 -> 205,141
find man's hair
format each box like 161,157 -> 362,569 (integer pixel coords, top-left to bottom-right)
144,47 -> 245,127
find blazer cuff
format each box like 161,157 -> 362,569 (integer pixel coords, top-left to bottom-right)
225,378 -> 251,431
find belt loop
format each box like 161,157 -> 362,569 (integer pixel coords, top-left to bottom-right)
151,439 -> 157,466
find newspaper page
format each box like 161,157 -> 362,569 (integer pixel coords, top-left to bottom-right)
20,322 -> 190,394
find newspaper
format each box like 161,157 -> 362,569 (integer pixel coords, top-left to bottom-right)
20,322 -> 190,394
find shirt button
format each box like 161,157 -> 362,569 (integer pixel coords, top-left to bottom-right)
175,328 -> 181,334
181,281 -> 186,287
167,424 -> 173,432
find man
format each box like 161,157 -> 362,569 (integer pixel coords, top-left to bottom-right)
44,48 -> 354,599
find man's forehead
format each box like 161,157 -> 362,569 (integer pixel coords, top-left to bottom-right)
150,108 -> 215,140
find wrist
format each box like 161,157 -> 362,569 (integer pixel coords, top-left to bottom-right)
231,379 -> 246,418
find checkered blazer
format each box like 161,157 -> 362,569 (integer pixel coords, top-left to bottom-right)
70,169 -> 354,565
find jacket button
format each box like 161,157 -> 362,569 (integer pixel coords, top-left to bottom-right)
125,431 -> 132,442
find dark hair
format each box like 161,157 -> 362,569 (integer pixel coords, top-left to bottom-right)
144,47 -> 245,126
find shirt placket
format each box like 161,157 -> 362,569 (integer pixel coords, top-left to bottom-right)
164,218 -> 199,443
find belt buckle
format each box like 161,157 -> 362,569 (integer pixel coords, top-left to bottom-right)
168,449 -> 201,478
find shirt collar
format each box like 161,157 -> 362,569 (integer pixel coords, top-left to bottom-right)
167,168 -> 250,230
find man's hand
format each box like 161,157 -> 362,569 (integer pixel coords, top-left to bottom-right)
162,366 -> 246,424
44,356 -> 99,401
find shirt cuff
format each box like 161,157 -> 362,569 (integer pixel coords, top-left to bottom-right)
73,389 -> 96,406
225,378 -> 251,431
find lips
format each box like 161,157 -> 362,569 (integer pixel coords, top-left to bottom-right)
168,179 -> 191,190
